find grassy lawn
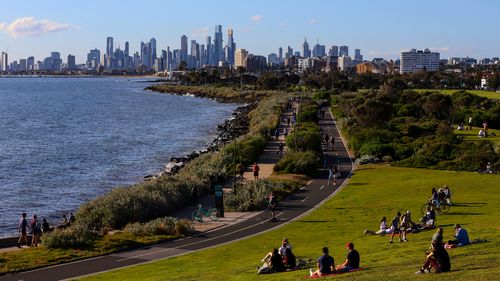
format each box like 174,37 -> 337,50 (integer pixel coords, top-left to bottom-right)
0,232 -> 179,274
82,165 -> 500,281
453,127 -> 500,145
414,89 -> 500,100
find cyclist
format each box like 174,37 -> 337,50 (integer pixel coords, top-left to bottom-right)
430,188 -> 440,209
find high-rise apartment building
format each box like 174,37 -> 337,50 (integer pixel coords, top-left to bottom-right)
400,48 -> 440,73
312,43 -> 326,57
150,38 -> 157,69
339,46 -> 349,57
286,46 -> 293,59
86,48 -> 101,69
234,48 -> 249,68
278,47 -> 283,61
205,36 -> 212,65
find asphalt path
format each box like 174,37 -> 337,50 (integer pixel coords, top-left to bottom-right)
1,106 -> 353,281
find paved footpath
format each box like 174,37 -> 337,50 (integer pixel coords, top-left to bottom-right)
1,106 -> 353,281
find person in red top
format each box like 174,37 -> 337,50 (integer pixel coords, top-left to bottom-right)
253,162 -> 260,180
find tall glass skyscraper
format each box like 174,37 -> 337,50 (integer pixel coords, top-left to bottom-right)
226,28 -> 236,66
213,25 -> 223,65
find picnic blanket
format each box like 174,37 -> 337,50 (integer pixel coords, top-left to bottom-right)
305,268 -> 365,278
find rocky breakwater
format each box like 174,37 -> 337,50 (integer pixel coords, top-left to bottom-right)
144,103 -> 255,180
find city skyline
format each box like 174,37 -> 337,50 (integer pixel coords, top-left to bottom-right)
1,0 -> 499,63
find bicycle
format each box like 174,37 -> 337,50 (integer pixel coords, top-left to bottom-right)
420,199 -> 451,215
192,204 -> 220,222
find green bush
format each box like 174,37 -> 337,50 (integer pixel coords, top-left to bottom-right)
43,225 -> 95,249
359,142 -> 395,158
297,104 -> 319,123
274,151 -> 320,176
175,220 -> 195,236
286,122 -> 322,153
124,217 -> 177,236
224,180 -> 274,211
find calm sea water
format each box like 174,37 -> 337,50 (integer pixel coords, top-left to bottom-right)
0,77 -> 237,236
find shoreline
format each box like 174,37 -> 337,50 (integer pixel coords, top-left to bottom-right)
0,84 -> 251,239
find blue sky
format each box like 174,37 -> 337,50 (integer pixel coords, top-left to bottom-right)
1,0 -> 499,63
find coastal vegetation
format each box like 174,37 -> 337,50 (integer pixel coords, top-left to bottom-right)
331,84 -> 500,171
81,164 -> 500,281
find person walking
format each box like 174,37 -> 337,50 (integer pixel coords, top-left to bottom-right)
253,162 -> 260,180
30,215 -> 42,247
17,212 -> 28,248
327,166 -> 334,186
330,136 -> 335,151
268,191 -> 278,222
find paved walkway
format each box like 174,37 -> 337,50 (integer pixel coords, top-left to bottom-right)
0,105 -> 354,281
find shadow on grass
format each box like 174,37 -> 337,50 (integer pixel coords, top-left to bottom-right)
296,220 -> 338,223
452,202 -> 487,207
443,212 -> 484,216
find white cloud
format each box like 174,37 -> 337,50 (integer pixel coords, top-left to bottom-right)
0,17 -> 70,38
191,27 -> 209,37
250,15 -> 262,23
434,47 -> 451,53
309,18 -> 318,24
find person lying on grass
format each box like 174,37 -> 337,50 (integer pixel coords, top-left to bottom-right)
364,216 -> 393,235
336,242 -> 360,273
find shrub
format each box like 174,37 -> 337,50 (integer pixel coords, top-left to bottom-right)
286,122 -> 322,152
359,142 -> 395,158
43,225 -> 95,249
175,220 -> 195,236
124,217 -> 177,236
297,104 -> 319,123
274,151 -> 320,176
224,179 -> 275,211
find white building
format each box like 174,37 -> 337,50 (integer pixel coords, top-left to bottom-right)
0,52 -> 8,71
400,48 -> 440,73
297,57 -> 313,73
338,55 -> 353,71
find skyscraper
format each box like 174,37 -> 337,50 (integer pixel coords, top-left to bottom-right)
205,36 -> 212,65
330,45 -> 339,57
213,25 -> 223,64
1,52 -> 8,71
181,35 -> 188,64
150,38 -> 157,69
191,40 -> 200,68
302,38 -> 311,58
86,49 -> 100,70
106,37 -> 113,57
354,49 -> 363,62
339,45 -> 349,57
286,46 -> 293,58
312,43 -> 326,57
234,48 -> 248,68
226,28 -> 236,66
27,56 -> 35,71
278,47 -> 283,62
67,54 -> 76,70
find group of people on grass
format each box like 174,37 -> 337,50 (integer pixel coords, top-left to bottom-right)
257,238 -> 361,277
17,212 -> 76,248
309,243 -> 360,277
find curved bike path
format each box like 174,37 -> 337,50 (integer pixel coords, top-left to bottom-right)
1,107 -> 354,281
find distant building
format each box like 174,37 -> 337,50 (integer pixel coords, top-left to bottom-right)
298,57 -> 313,73
302,38 -> 311,58
312,43 -> 326,57
214,25 -> 223,65
400,48 -> 440,73
27,56 -> 35,71
86,48 -> 101,70
329,45 -> 339,57
67,54 -> 76,70
234,48 -> 248,68
246,55 -> 267,72
1,52 -> 8,71
226,28 -> 236,66
338,55 -> 352,71
354,49 -> 363,62
339,45 -> 349,57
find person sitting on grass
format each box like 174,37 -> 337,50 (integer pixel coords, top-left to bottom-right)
420,206 -> 436,229
279,238 -> 292,257
336,242 -> 360,273
283,248 -> 297,270
364,216 -> 393,235
310,247 -> 335,277
446,224 -> 470,248
389,212 -> 402,243
257,248 -> 285,274
416,238 -> 450,274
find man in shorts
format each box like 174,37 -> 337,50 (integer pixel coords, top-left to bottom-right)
268,192 -> 277,221
253,162 -> 260,180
